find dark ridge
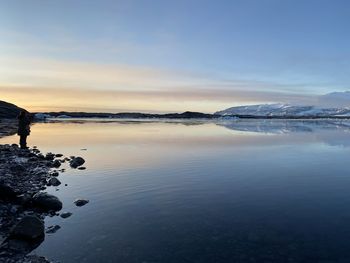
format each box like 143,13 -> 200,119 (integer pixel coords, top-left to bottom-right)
0,101 -> 26,119
37,111 -> 217,119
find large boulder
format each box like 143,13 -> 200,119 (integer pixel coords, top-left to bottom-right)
32,193 -> 62,211
70,157 -> 85,168
10,216 -> 44,240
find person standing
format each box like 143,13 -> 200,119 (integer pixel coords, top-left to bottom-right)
17,110 -> 31,149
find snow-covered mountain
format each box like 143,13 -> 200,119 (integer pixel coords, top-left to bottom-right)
215,103 -> 350,117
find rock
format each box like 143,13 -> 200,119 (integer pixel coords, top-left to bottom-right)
10,216 -> 44,240
17,193 -> 32,205
23,255 -> 51,263
0,184 -> 18,199
55,154 -> 63,158
45,225 -> 61,234
51,171 -> 59,177
28,157 -> 38,162
51,160 -> 61,168
74,199 -> 89,207
32,193 -> 62,211
37,154 -> 45,159
70,157 -> 85,168
47,177 -> 61,187
10,164 -> 25,174
60,212 -> 72,219
45,153 -> 55,161
78,166 -> 86,170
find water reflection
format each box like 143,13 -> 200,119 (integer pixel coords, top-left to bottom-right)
217,119 -> 350,134
1,119 -> 350,262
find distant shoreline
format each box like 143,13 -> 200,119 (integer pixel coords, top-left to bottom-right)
34,111 -> 350,120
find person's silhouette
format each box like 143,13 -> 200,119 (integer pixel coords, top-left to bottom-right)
17,110 -> 31,149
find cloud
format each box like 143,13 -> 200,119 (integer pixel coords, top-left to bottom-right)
0,84 -> 319,113
0,56 -> 324,112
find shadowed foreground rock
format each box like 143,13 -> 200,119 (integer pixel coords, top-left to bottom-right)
0,145 -> 65,262
0,143 -> 88,262
10,216 -> 44,240
31,193 -> 63,212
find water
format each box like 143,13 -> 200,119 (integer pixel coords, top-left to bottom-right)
2,119 -> 350,262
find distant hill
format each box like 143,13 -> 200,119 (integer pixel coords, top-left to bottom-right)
215,103 -> 350,118
37,111 -> 216,119
0,101 -> 26,118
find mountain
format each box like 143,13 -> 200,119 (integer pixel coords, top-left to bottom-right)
215,103 -> 350,117
0,101 -> 26,119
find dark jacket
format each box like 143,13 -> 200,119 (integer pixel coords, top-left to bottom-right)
17,116 -> 31,136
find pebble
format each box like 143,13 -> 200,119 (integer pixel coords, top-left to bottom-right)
60,212 -> 72,219
74,199 -> 89,207
47,177 -> 61,187
46,225 -> 61,234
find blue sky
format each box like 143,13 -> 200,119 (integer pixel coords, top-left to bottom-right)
1,0 -> 350,112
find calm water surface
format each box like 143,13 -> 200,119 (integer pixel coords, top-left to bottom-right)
2,119 -> 350,263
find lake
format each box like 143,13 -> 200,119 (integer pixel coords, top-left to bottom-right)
2,119 -> 350,262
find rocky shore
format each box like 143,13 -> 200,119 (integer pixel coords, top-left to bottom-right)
0,144 -> 86,263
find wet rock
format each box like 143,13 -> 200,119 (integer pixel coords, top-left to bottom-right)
10,216 -> 44,240
45,225 -> 61,234
50,171 -> 59,177
32,193 -> 62,211
51,160 -> 61,168
37,154 -> 45,159
60,212 -> 72,219
78,166 -> 86,170
10,164 -> 25,174
55,154 -> 63,158
70,157 -> 85,168
16,193 -> 32,205
28,157 -> 38,162
74,199 -> 89,207
23,255 -> 51,263
45,153 -> 55,161
47,177 -> 61,187
0,184 -> 18,200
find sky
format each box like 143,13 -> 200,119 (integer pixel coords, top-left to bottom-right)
1,0 -> 350,113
